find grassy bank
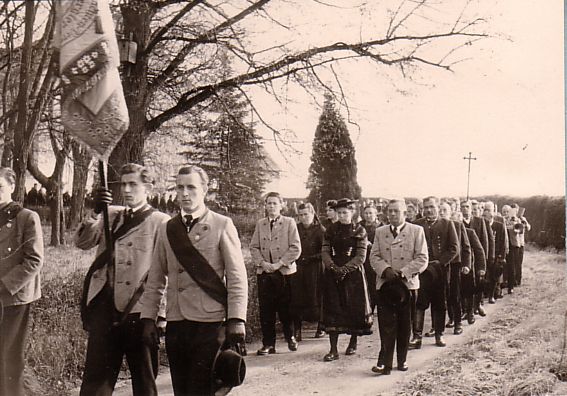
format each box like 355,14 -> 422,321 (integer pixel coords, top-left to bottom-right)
394,246 -> 567,396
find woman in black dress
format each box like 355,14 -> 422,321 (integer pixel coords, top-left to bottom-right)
358,204 -> 382,313
293,203 -> 326,340
321,198 -> 373,361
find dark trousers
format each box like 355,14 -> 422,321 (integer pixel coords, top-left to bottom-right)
408,290 -> 418,337
516,246 -> 524,285
416,262 -> 447,335
0,303 -> 30,396
447,263 -> 462,324
166,320 -> 223,396
505,247 -> 520,289
257,272 -> 294,346
80,288 -> 158,396
485,259 -> 504,299
377,289 -> 411,370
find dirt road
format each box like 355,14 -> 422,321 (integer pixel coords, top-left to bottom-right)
111,249 -> 566,396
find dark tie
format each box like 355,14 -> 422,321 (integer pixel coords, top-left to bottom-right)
391,226 -> 398,238
270,219 -> 275,231
184,214 -> 194,232
124,208 -> 134,223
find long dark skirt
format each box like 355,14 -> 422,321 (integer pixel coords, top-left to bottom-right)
321,267 -> 373,335
291,258 -> 323,322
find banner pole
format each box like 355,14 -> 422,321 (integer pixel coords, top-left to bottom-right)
98,160 -> 113,253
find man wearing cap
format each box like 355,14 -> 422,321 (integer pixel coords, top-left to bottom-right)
250,192 -> 301,355
411,197 -> 459,349
370,199 -> 428,375
76,163 -> 170,396
139,165 -> 248,396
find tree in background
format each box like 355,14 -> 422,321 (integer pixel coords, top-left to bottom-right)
307,94 -> 361,210
182,88 -> 277,212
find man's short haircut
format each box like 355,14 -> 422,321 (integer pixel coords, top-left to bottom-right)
177,165 -> 209,188
460,200 -> 472,207
0,167 -> 16,185
387,199 -> 407,212
297,202 -> 315,213
484,201 -> 495,210
326,200 -> 338,209
423,196 -> 439,206
407,203 -> 416,211
265,191 -> 283,204
363,204 -> 377,212
120,163 -> 154,184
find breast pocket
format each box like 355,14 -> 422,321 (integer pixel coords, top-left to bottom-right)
134,233 -> 153,252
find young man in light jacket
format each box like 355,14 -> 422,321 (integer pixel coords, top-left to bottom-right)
250,191 -> 301,355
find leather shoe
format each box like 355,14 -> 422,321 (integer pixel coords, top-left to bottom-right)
323,352 -> 339,362
488,297 -> 496,304
345,346 -> 357,355
257,345 -> 276,356
424,328 -> 435,337
453,323 -> 463,335
508,288 -> 514,295
445,320 -> 454,328
287,337 -> 298,351
467,313 -> 476,324
371,365 -> 391,375
398,362 -> 409,371
477,306 -> 486,317
435,335 -> 446,347
314,330 -> 326,338
408,338 -> 422,350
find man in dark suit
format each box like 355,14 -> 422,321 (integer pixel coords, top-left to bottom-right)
411,197 -> 459,349
482,201 -> 508,304
460,217 -> 487,324
439,202 -> 471,336
461,200 -> 490,315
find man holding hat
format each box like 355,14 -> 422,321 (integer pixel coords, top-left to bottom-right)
370,199 -> 428,375
138,165 -> 248,396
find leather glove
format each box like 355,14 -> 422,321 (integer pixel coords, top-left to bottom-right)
226,319 -> 246,346
93,187 -> 112,214
141,318 -> 159,347
382,267 -> 399,282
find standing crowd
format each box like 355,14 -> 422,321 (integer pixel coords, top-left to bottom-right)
0,161 -> 531,396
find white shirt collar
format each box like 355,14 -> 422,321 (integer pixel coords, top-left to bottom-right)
391,222 -> 405,233
180,205 -> 206,220
127,202 -> 146,213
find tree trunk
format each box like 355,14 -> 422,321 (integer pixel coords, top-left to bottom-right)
68,142 -> 92,230
12,0 -> 35,201
107,1 -> 155,193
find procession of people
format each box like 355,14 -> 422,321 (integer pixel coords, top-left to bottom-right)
0,162 -> 533,396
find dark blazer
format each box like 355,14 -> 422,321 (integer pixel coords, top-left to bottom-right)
482,217 -> 496,266
490,220 -> 508,262
465,228 -> 487,276
0,207 -> 43,306
451,221 -> 471,270
415,217 -> 458,266
463,216 -> 489,261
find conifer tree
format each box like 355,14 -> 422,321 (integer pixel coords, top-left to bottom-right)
307,94 -> 362,210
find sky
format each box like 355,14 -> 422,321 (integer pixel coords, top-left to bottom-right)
249,0 -> 564,199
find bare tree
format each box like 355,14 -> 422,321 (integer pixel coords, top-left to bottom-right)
108,0 -> 487,184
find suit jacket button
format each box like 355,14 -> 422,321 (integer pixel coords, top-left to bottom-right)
127,242 -> 133,246
126,261 -> 132,266
178,288 -> 184,292
125,281 -> 131,285
401,257 -> 404,260
178,268 -> 184,273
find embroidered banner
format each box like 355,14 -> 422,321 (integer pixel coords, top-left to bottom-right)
55,0 -> 129,160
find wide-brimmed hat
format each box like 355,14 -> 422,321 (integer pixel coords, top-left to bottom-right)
212,343 -> 246,391
333,198 -> 356,209
380,278 -> 410,307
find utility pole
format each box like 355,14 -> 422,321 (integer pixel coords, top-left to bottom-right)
463,152 -> 477,200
